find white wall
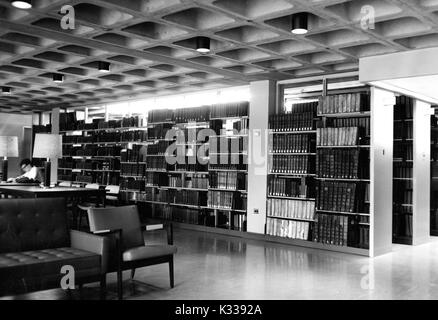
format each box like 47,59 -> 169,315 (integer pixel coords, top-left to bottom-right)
0,112 -> 33,177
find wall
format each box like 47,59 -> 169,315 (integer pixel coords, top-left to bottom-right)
0,112 -> 33,178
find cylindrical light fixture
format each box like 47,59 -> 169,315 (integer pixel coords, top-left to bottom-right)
291,12 -> 309,35
11,0 -> 32,9
98,61 -> 111,73
196,36 -> 210,53
53,73 -> 64,83
1,87 -> 11,94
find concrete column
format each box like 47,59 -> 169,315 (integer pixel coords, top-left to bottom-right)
247,80 -> 276,234
51,107 -> 60,185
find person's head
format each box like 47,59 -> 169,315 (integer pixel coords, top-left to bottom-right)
20,159 -> 33,173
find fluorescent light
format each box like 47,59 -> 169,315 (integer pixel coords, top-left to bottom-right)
11,0 -> 32,9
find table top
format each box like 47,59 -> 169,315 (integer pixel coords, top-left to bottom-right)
0,185 -> 106,196
0,182 -> 40,187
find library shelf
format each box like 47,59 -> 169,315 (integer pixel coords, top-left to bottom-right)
269,152 -> 316,156
210,116 -> 249,121
146,219 -> 370,257
393,177 -> 413,181
269,130 -> 316,135
208,169 -> 247,173
267,216 -> 316,223
145,169 -> 167,173
267,195 -> 316,201
162,186 -> 208,192
147,121 -> 175,126
316,209 -> 370,216
208,188 -> 247,193
316,145 -> 370,149
167,171 -> 209,175
120,175 -> 144,179
209,134 -> 248,139
169,203 -> 209,210
315,177 -> 371,182
317,111 -> 371,118
268,173 -> 316,177
207,207 -> 247,213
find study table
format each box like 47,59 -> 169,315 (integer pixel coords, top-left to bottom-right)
0,185 -> 106,229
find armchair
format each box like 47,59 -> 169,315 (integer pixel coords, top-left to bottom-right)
87,205 -> 176,300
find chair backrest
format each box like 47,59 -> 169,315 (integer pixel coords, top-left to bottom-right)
0,198 -> 69,254
88,205 -> 143,250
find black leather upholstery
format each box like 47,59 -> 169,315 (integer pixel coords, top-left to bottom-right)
0,198 -> 106,296
0,198 -> 69,254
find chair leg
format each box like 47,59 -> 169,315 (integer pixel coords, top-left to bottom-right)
78,211 -> 82,230
130,269 -> 136,280
117,269 -> 123,300
100,275 -> 107,300
169,256 -> 174,288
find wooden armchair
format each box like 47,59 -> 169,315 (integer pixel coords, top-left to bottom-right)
87,205 -> 176,300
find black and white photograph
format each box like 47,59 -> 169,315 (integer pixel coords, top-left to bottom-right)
0,0 -> 438,311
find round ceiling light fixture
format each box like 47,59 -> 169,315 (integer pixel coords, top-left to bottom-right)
53,73 -> 64,83
196,36 -> 211,54
291,12 -> 309,35
11,0 -> 32,9
98,61 -> 111,73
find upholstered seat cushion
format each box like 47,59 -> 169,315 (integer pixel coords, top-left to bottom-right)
123,245 -> 177,262
0,247 -> 101,279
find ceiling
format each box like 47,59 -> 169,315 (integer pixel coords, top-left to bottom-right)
1,0 -> 438,114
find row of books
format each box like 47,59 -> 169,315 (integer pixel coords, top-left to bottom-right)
394,96 -> 414,120
147,124 -> 173,140
169,174 -> 209,189
270,134 -> 313,154
148,140 -> 172,155
393,180 -> 413,205
266,218 -> 310,240
311,214 -> 369,248
146,158 -> 168,171
330,117 -> 371,138
267,199 -> 315,221
210,119 -> 249,136
393,209 -> 413,239
172,208 -> 200,225
316,149 -> 367,179
317,93 -> 370,115
120,178 -> 146,192
394,144 -> 413,161
173,190 -> 207,207
121,145 -> 145,163
174,163 -> 209,172
209,163 -> 248,171
145,172 -> 168,187
120,163 -> 146,177
209,136 -> 248,153
269,155 -> 313,174
268,177 -> 312,198
207,191 -> 245,210
148,109 -> 174,124
269,112 -> 315,132
209,172 -> 246,190
394,163 -> 413,179
174,106 -> 210,123
210,102 -> 249,119
316,181 -> 364,213
316,127 -> 360,146
394,122 -> 413,140
288,102 -> 317,114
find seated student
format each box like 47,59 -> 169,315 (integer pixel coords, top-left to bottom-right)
7,159 -> 43,183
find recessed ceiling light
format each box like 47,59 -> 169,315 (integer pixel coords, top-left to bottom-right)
53,73 -> 64,83
196,37 -> 210,54
1,87 -> 11,94
11,0 -> 32,9
291,12 -> 309,35
98,61 -> 111,73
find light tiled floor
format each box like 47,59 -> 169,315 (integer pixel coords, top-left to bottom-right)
3,229 -> 438,300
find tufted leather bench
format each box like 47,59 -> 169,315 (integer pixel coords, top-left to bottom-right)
0,198 -> 108,297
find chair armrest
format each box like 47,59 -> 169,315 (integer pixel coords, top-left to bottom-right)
91,229 -> 123,272
70,230 -> 110,274
141,223 -> 173,245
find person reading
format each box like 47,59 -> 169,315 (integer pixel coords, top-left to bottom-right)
7,159 -> 43,184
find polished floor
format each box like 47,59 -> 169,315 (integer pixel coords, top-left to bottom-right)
3,228 -> 438,300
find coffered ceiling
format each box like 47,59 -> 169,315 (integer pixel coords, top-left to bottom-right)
0,0 -> 438,114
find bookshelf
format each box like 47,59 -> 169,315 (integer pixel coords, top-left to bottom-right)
116,102 -> 249,232
264,86 -> 387,256
431,108 -> 438,236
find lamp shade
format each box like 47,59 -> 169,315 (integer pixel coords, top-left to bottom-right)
32,134 -> 62,159
0,136 -> 19,158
